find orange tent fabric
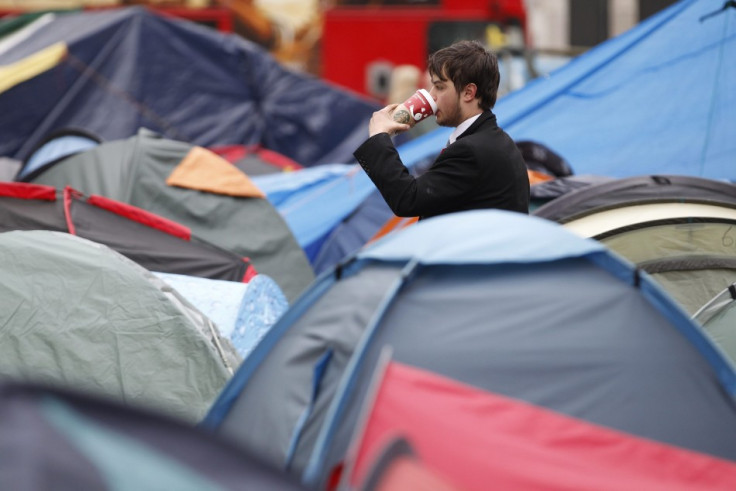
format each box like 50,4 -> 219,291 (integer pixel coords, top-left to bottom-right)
166,147 -> 265,198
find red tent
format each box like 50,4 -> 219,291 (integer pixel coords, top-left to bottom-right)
345,360 -> 736,490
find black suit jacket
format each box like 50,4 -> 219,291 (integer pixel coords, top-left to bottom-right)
354,111 -> 530,220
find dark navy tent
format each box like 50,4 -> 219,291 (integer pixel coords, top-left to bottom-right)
0,382 -> 304,490
0,7 -> 377,167
202,210 -> 736,488
394,0 -> 736,181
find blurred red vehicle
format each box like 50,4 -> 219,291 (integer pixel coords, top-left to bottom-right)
321,0 -> 527,99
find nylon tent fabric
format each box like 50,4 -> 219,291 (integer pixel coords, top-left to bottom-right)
0,12 -> 52,41
311,190 -> 395,275
252,163 -> 377,261
17,127 -> 102,181
308,157 -> 435,275
561,202 -> 736,238
26,129 -> 314,302
210,144 -> 304,176
0,182 -> 253,283
529,175 -> 616,212
344,361 -> 736,491
154,272 -> 289,360
252,151 -> 435,267
693,283 -> 736,365
598,219 -> 736,315
0,157 -> 21,181
532,176 -> 736,315
202,210 -> 736,488
534,175 -> 736,223
530,175 -> 615,202
0,7 -> 377,167
0,13 -> 55,53
0,230 -> 239,423
497,0 -> 736,180
0,382 -> 305,491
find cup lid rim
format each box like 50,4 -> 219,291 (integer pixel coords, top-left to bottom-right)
417,88 -> 437,113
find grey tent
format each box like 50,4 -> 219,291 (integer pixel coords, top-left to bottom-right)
25,129 -> 314,302
693,283 -> 736,366
202,210 -> 736,488
0,230 -> 239,422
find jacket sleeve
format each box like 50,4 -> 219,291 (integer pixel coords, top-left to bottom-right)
354,133 -> 480,217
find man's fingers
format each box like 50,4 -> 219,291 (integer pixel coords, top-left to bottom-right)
380,103 -> 399,115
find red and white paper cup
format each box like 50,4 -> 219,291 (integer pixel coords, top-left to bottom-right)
393,88 -> 437,126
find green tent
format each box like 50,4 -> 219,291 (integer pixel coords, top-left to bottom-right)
534,175 -> 736,315
597,218 -> 736,315
0,230 -> 239,423
27,129 -> 314,302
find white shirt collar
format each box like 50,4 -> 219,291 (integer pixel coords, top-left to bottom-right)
448,113 -> 482,145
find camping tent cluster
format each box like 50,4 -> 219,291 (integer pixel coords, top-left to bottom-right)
3,0 -> 736,488
203,211 -> 736,488
22,128 -> 315,302
0,5 -> 362,467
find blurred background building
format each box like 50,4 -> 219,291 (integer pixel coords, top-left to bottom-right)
0,0 -> 679,99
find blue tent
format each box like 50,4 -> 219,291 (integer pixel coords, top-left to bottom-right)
251,136 -> 435,262
0,7 -> 377,167
154,272 -> 288,360
203,210 -> 736,488
397,0 -> 736,181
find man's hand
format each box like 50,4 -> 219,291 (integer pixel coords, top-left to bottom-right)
369,104 -> 411,137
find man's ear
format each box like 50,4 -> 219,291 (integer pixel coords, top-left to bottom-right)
462,83 -> 478,102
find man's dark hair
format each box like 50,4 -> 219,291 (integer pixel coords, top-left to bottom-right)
427,40 -> 500,110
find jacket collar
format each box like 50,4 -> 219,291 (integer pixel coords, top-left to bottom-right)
456,110 -> 496,142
